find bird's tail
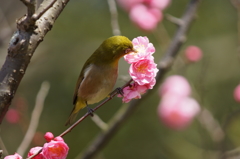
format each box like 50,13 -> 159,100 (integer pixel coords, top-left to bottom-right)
65,100 -> 86,126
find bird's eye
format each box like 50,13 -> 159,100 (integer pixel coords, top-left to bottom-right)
125,48 -> 132,54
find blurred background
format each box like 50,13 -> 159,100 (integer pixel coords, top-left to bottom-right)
0,0 -> 239,159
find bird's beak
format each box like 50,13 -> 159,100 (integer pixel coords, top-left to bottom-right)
131,49 -> 138,53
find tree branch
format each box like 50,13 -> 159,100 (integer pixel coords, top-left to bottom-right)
0,0 -> 71,123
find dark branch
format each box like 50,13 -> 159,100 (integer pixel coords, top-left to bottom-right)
0,0 -> 71,123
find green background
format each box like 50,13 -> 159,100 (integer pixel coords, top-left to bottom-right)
0,0 -> 239,159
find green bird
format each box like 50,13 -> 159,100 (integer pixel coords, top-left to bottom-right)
65,36 -> 135,126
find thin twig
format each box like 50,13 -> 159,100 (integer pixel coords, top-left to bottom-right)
32,0 -> 57,21
197,108 -> 225,143
59,79 -> 133,137
91,114 -> 109,131
107,0 -> 121,35
0,135 -> 8,156
26,79 -> 133,159
17,81 -> 50,156
20,0 -> 36,18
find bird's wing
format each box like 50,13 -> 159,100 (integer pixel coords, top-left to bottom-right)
73,73 -> 84,105
73,58 -> 95,105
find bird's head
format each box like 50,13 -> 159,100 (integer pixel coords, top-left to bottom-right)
97,36 -> 136,65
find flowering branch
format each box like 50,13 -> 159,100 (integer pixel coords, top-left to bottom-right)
79,0 -> 202,158
0,0 -> 71,124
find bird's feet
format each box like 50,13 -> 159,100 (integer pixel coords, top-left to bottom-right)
87,106 -> 94,117
116,87 -> 124,96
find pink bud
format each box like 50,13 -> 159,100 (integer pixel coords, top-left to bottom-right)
4,153 -> 22,159
42,138 -> 69,159
185,46 -> 202,62
234,84 -> 240,102
5,109 -> 20,124
159,75 -> 191,97
158,95 -> 200,130
129,4 -> 162,31
44,132 -> 54,142
27,147 -> 44,159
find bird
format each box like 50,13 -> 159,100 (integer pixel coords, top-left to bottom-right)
65,36 -> 136,126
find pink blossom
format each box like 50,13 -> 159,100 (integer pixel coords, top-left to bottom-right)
147,0 -> 171,10
185,46 -> 202,62
124,36 -> 155,64
5,108 -> 20,124
4,153 -> 22,159
54,137 -> 64,141
42,137 -> 69,159
130,59 -> 158,85
129,4 -> 162,31
27,147 -> 44,159
234,84 -> 240,102
118,82 -> 148,103
158,95 -> 200,130
44,132 -> 54,142
159,75 -> 191,97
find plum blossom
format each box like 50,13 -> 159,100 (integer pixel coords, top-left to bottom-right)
4,153 -> 22,159
5,108 -> 20,124
234,84 -> 240,103
184,45 -> 202,62
27,147 -> 44,159
119,36 -> 158,103
159,75 -> 191,97
124,36 -> 155,63
130,4 -> 162,31
157,75 -> 200,130
44,132 -> 54,142
117,0 -> 171,31
42,136 -> 69,159
158,95 -> 200,130
130,59 -> 158,86
118,82 -> 148,103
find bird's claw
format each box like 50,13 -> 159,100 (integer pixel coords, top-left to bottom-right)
87,106 -> 94,116
116,87 -> 124,96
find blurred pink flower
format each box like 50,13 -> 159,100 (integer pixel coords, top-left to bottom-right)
4,153 -> 22,159
234,84 -> 240,102
27,147 -> 44,159
147,0 -> 171,10
5,108 -> 20,124
116,0 -> 143,11
130,59 -> 158,86
44,132 -> 54,142
158,95 -> 200,130
159,75 -> 191,97
185,46 -> 202,62
118,82 -> 148,103
129,4 -> 162,31
124,36 -> 155,64
42,137 -> 69,159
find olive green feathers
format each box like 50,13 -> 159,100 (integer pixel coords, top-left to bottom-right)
65,36 -> 135,125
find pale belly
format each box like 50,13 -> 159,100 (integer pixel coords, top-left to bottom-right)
78,64 -> 118,104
